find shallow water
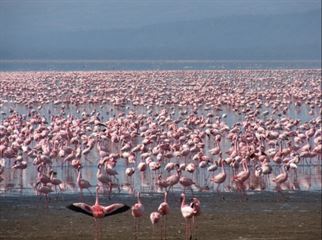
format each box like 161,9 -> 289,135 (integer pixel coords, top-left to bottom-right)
0,99 -> 321,196
0,192 -> 321,240
1,161 -> 321,197
0,60 -> 321,71
0,69 -> 321,239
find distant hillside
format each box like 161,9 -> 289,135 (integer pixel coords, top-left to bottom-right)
0,10 -> 320,60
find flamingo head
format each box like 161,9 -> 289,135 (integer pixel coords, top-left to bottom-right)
77,164 -> 83,171
180,193 -> 185,202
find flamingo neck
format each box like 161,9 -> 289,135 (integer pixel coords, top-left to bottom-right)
95,188 -> 99,205
77,170 -> 81,182
97,165 -> 102,176
181,194 -> 186,207
235,138 -> 239,152
221,161 -> 225,173
243,160 -> 247,171
137,193 -> 141,204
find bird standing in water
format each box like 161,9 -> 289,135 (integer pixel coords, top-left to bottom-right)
67,186 -> 130,239
67,186 -> 130,219
131,192 -> 144,239
158,191 -> 170,239
180,192 -> 197,240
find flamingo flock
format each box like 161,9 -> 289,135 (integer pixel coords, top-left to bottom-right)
0,69 -> 321,238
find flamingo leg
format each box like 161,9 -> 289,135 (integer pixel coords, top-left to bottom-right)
185,218 -> 188,240
45,194 -> 49,208
164,216 -> 167,240
108,184 -> 112,200
190,187 -> 193,196
152,223 -> 155,239
189,218 -> 192,240
87,188 -> 93,196
80,189 -> 84,201
133,218 -> 137,240
138,218 -> 140,237
159,220 -> 162,240
94,219 -> 99,240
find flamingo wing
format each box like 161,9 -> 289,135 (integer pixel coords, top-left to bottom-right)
103,203 -> 130,217
66,203 -> 93,217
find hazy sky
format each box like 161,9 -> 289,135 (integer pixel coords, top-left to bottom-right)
1,0 -> 320,31
0,0 -> 320,60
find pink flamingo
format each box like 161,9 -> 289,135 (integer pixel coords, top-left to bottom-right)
150,211 -> 162,238
233,159 -> 250,201
67,186 -> 130,219
67,186 -> 130,240
150,211 -> 161,225
179,176 -> 196,194
49,170 -> 63,197
37,164 -> 51,185
190,196 -> 201,238
77,165 -> 93,200
35,181 -> 53,208
97,162 -> 113,198
211,159 -> 226,199
158,191 -> 170,239
131,192 -> 144,238
180,192 -> 197,240
156,174 -> 170,192
272,164 -> 289,201
12,158 -> 27,192
165,166 -> 181,192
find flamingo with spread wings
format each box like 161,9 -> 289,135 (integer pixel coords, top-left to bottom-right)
67,186 -> 130,219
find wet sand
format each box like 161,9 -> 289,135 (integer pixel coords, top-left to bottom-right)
0,191 -> 321,240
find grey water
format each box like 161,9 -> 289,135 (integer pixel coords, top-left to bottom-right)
0,101 -> 321,197
0,60 -> 321,71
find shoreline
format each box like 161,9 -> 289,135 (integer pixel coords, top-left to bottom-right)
1,191 -> 321,240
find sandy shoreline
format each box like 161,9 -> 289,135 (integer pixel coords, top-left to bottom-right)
0,191 -> 321,240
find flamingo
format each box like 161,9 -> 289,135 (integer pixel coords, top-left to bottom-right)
131,192 -> 144,237
190,196 -> 201,238
210,159 -> 226,199
158,191 -> 170,239
12,159 -> 28,192
233,159 -> 250,201
179,176 -> 195,194
156,174 -> 170,192
97,162 -> 113,198
150,211 -> 162,238
77,165 -> 93,200
180,192 -> 196,240
35,181 -> 53,208
67,186 -> 130,219
150,211 -> 161,225
165,167 -> 181,192
37,164 -> 51,185
272,164 -> 289,201
67,185 -> 130,239
158,191 -> 170,215
49,170 -> 63,197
